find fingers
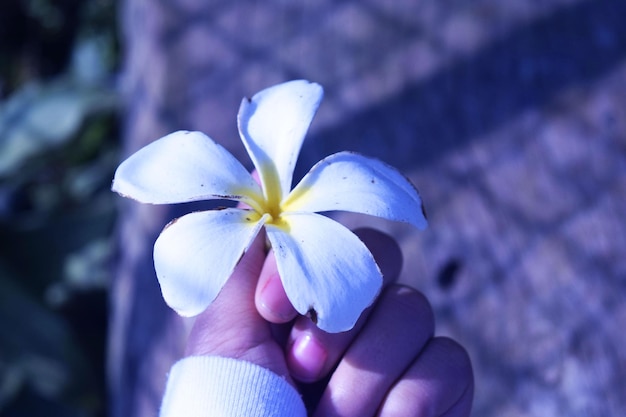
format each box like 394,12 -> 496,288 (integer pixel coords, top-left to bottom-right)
184,231 -> 291,381
312,286 -> 435,417
286,313 -> 353,382
255,250 -> 298,323
353,228 -> 403,284
377,337 -> 474,417
256,228 -> 401,324
283,228 -> 404,382
186,231 -> 266,356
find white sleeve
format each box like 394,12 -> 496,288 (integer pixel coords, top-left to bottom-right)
160,356 -> 307,417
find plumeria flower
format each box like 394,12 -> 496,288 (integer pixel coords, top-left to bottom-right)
112,80 -> 427,332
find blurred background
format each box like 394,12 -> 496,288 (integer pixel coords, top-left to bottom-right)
1,0 -> 118,416
1,0 -> 625,416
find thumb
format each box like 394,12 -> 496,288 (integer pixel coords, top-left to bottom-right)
186,231 -> 266,355
184,231 -> 290,379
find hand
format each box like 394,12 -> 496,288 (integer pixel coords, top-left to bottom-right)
186,228 -> 474,416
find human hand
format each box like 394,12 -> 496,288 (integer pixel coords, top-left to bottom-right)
186,228 -> 474,416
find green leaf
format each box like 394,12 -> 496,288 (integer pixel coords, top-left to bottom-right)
0,263 -> 95,412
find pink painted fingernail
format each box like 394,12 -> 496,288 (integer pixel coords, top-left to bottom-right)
260,275 -> 296,321
288,334 -> 327,382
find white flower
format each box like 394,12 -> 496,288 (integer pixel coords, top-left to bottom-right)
112,80 -> 427,332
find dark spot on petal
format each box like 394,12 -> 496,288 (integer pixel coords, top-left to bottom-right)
371,179 -> 375,184
246,96 -> 252,103
307,308 -> 318,324
162,217 -> 180,230
437,259 -> 462,290
421,202 -> 428,220
215,194 -> 242,200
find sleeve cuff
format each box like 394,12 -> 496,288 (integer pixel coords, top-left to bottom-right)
160,356 -> 306,417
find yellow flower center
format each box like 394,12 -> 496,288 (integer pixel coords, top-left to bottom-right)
243,163 -> 289,231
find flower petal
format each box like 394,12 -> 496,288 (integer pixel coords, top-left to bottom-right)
237,80 -> 323,202
154,208 -> 267,317
112,130 -> 263,207
266,212 -> 382,332
284,152 -> 428,230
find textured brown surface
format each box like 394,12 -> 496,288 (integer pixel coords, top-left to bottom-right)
111,0 -> 626,415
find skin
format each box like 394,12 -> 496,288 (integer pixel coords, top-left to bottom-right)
187,228 -> 474,416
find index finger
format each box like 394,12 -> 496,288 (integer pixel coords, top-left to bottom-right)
255,228 -> 402,325
285,228 -> 404,383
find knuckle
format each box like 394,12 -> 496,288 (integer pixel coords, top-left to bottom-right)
382,284 -> 435,335
431,336 -> 474,382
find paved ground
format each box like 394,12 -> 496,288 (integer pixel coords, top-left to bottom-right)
111,0 -> 626,415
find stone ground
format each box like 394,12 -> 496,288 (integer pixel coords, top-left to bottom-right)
111,0 -> 626,415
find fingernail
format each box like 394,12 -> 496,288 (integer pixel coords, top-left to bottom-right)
260,275 -> 296,321
288,334 -> 327,382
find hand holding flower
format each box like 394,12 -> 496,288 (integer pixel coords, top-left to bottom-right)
112,80 -> 427,332
116,80 -> 473,416
185,227 -> 473,416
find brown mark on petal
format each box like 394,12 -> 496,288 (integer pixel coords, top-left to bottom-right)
307,308 -> 318,324
214,194 -> 243,200
162,217 -> 180,231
